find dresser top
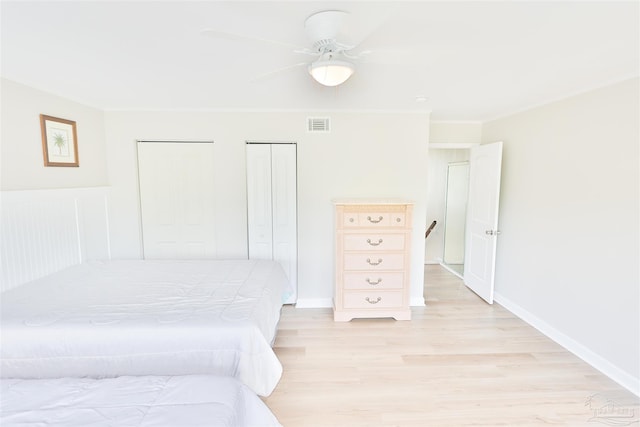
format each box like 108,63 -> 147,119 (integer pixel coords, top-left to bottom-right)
332,198 -> 415,205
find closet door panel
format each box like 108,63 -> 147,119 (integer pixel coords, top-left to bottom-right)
247,143 -> 297,303
137,142 -> 216,259
246,144 -> 274,260
271,144 -> 297,300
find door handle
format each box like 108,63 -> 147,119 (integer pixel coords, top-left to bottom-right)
485,230 -> 501,236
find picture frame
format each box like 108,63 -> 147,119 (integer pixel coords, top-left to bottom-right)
40,114 -> 79,167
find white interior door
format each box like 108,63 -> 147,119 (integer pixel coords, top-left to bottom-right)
247,143 -> 297,303
463,141 -> 503,303
137,142 -> 216,259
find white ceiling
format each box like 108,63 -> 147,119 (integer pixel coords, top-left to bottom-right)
2,1 -> 638,121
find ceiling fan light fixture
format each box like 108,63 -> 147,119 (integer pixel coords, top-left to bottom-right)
308,58 -> 355,87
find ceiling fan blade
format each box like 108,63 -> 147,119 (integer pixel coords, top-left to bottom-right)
251,62 -> 308,83
341,14 -> 391,51
200,28 -> 301,50
293,48 -> 320,57
359,48 -> 426,66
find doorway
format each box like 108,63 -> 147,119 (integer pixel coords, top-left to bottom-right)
424,146 -> 471,278
426,142 -> 503,304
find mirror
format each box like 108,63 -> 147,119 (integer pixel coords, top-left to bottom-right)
442,162 -> 469,277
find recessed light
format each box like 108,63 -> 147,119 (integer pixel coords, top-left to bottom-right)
415,96 -> 428,103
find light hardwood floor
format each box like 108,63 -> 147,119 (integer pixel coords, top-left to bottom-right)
264,265 -> 639,426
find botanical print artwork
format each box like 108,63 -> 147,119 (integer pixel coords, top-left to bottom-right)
49,127 -> 70,157
40,114 -> 79,167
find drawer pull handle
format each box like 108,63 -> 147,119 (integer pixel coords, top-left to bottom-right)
366,277 -> 382,285
367,216 -> 383,224
349,217 -> 355,223
365,297 -> 382,304
366,238 -> 383,246
396,217 -> 402,223
366,258 -> 383,266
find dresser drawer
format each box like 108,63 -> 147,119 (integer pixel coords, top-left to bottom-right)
389,213 -> 407,227
342,213 -> 359,227
342,211 -> 407,228
343,253 -> 404,270
343,272 -> 404,290
342,213 -> 391,227
343,290 -> 404,309
343,234 -> 405,251
357,212 -> 391,227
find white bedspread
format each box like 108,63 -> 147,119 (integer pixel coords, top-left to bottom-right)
0,260 -> 288,396
0,375 -> 282,426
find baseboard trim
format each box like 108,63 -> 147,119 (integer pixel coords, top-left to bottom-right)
494,291 -> 640,397
439,262 -> 464,279
295,298 -> 333,308
295,297 -> 426,308
411,296 -> 426,307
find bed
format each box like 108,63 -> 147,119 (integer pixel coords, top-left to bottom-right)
0,375 -> 282,426
0,259 -> 290,397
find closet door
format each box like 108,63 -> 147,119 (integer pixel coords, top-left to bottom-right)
247,143 -> 297,303
246,144 -> 274,259
137,142 -> 216,259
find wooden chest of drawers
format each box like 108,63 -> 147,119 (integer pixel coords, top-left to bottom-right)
333,200 -> 413,321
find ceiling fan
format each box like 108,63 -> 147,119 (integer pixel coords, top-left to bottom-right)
298,10 -> 366,86
201,10 -> 372,87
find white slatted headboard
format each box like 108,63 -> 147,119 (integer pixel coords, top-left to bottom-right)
0,187 -> 111,292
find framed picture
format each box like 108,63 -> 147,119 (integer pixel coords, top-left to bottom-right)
40,114 -> 79,167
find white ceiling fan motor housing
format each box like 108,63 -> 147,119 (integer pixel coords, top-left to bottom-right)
304,10 -> 349,47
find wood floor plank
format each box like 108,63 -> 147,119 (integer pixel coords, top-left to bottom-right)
264,265 -> 639,426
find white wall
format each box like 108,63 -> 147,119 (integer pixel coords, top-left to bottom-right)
104,111 -> 430,306
483,78 -> 639,392
429,121 -> 482,144
0,79 -> 107,190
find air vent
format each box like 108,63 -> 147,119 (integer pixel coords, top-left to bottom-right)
307,117 -> 330,133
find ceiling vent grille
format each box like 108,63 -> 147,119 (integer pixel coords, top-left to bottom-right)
307,117 -> 330,133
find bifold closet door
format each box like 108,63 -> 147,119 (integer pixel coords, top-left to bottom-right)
246,143 -> 297,303
137,142 -> 216,259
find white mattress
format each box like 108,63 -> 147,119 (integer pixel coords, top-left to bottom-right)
0,375 -> 282,426
0,259 -> 289,396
